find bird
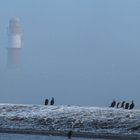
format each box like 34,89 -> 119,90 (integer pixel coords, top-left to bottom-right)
116,102 -> 121,108
45,98 -> 49,105
120,101 -> 125,108
129,100 -> 134,110
50,97 -> 54,105
67,130 -> 73,139
110,99 -> 116,107
124,103 -> 129,109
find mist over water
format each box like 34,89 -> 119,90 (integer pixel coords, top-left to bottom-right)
0,0 -> 140,108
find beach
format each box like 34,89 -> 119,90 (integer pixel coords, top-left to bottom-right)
0,104 -> 140,139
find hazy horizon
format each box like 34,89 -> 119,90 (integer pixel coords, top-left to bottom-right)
0,0 -> 140,108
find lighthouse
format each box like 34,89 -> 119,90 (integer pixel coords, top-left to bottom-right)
7,17 -> 21,68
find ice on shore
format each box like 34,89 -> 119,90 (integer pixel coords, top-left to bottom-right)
0,104 -> 140,136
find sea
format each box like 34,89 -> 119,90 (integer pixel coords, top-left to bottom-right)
0,133 -> 106,140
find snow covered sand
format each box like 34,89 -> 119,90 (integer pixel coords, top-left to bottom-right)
0,104 -> 140,139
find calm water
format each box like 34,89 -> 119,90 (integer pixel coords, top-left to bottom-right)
0,133 -> 107,140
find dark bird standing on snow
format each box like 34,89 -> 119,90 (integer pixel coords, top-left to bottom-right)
110,99 -> 116,107
120,101 -> 125,108
45,99 -> 49,105
50,97 -> 54,105
67,130 -> 73,139
116,102 -> 121,108
125,103 -> 129,109
129,100 -> 134,110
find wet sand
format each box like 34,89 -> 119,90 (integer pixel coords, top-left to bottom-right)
0,128 -> 139,140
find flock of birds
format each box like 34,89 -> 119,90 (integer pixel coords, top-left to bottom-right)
110,100 -> 135,109
44,98 -> 135,110
44,97 -> 54,105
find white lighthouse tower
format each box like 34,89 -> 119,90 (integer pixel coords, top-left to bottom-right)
7,17 -> 21,68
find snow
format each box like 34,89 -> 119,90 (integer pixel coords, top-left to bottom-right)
0,104 -> 140,137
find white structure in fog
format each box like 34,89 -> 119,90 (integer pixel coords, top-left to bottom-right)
7,17 -> 21,68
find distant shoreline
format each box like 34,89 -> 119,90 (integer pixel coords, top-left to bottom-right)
0,128 -> 139,140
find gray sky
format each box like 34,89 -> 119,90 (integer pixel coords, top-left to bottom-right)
0,0 -> 140,107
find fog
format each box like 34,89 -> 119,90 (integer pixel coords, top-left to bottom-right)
0,0 -> 140,107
